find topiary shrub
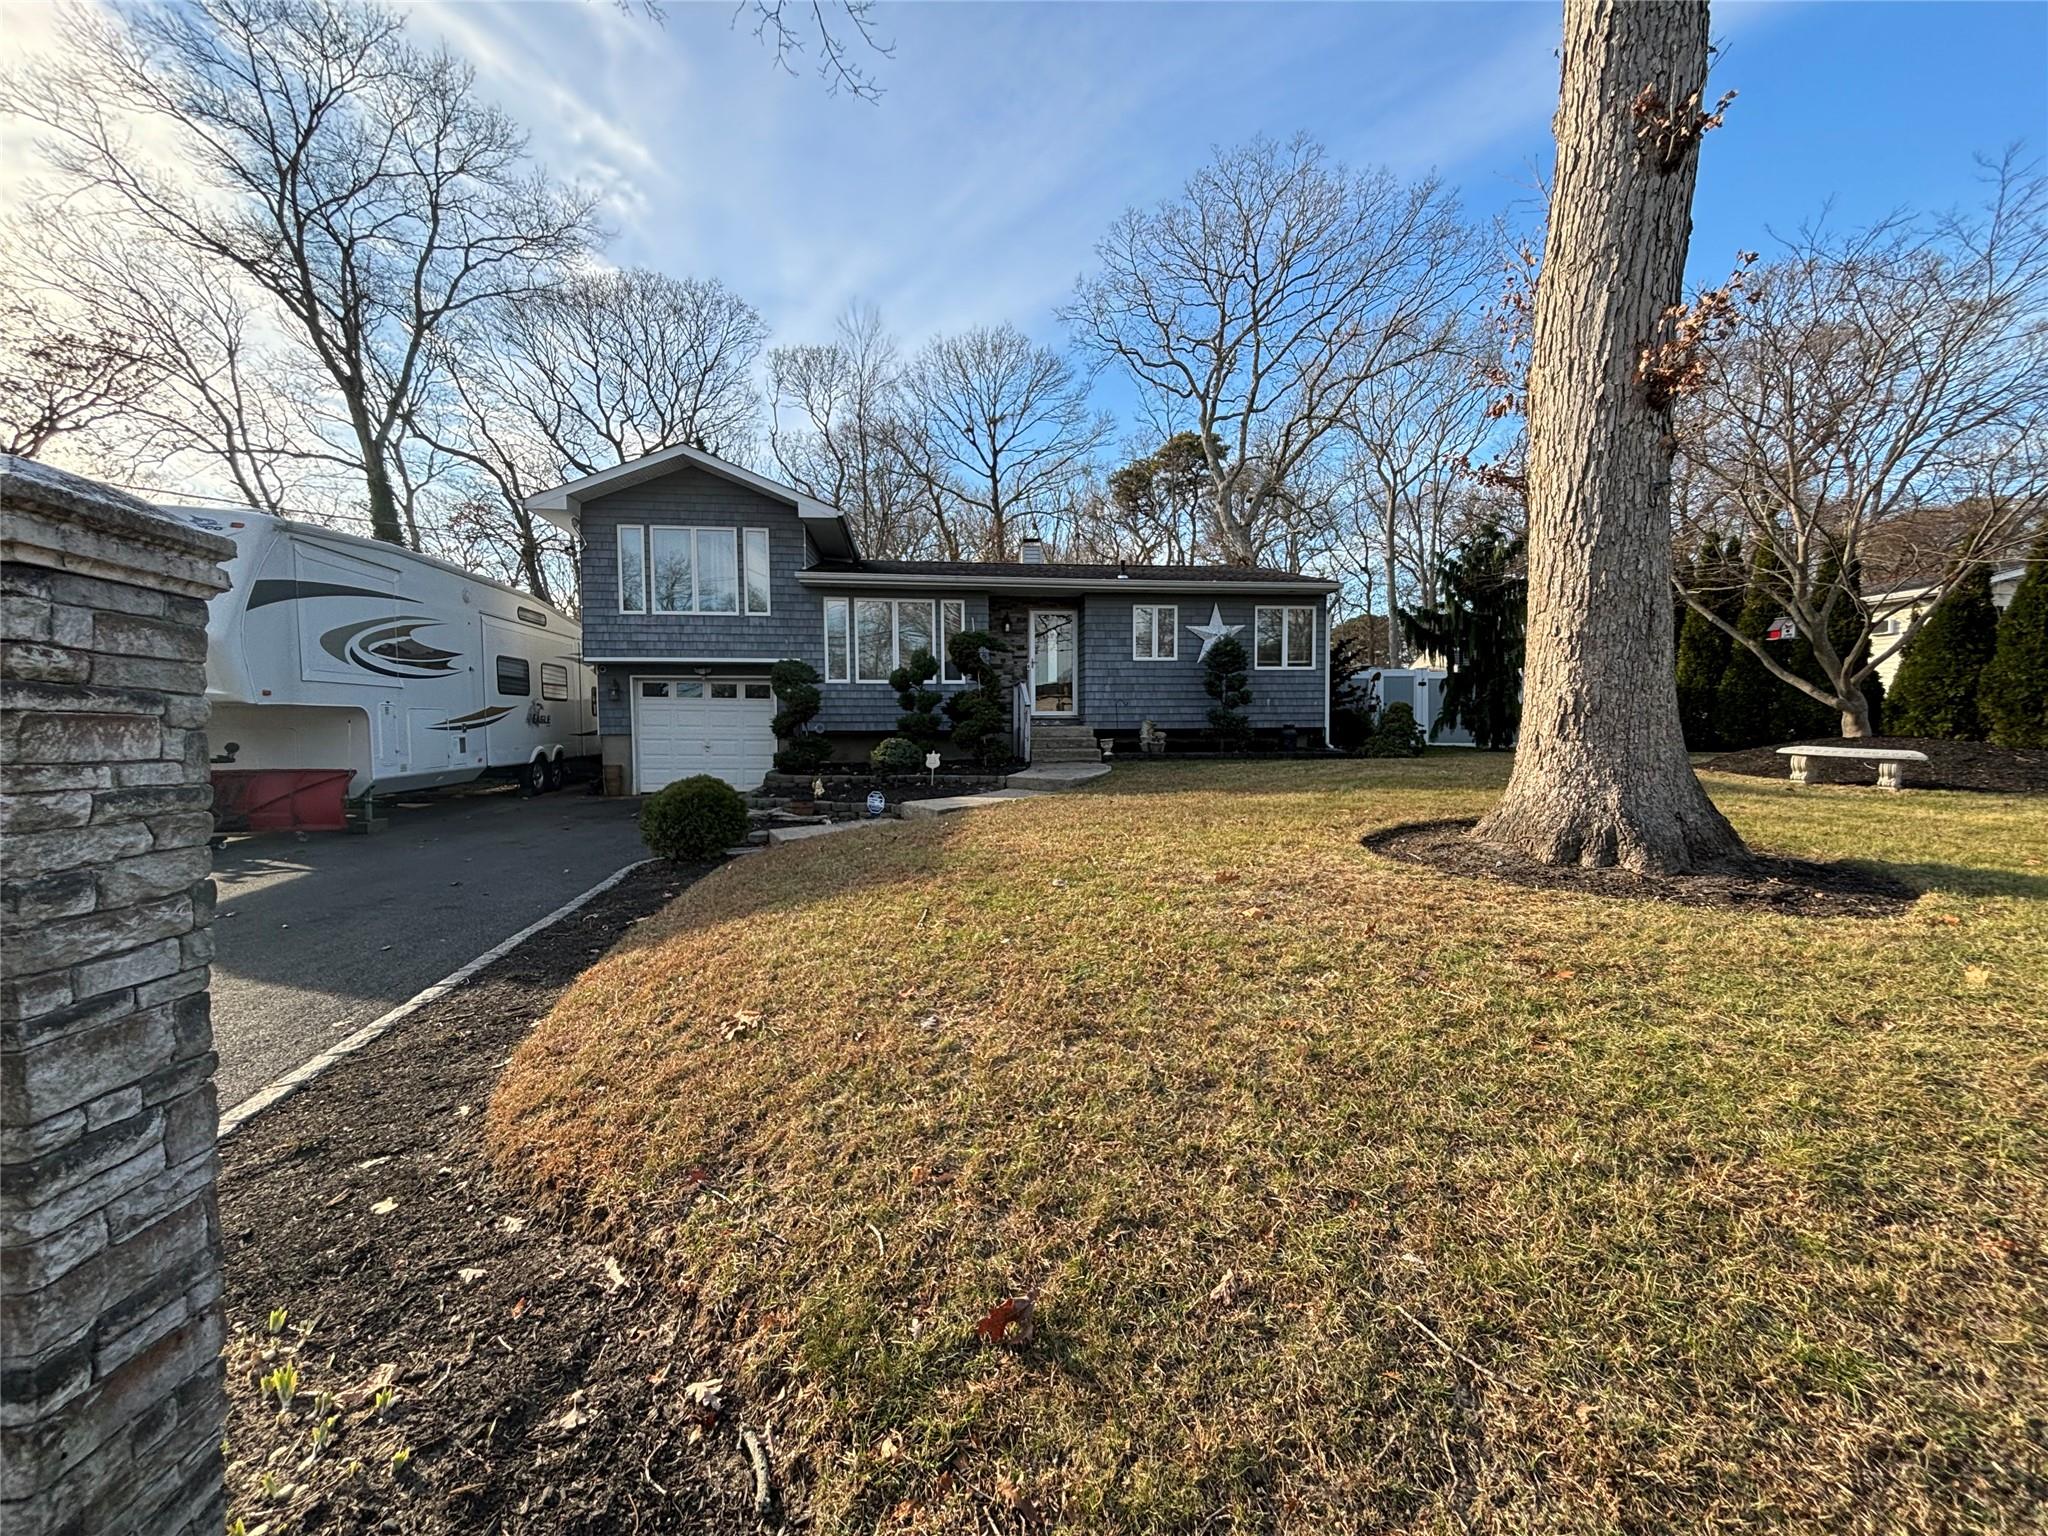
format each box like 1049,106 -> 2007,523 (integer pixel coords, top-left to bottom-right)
1363,701 -> 1425,757
770,658 -> 834,773
943,628 -> 1013,769
889,649 -> 947,747
870,736 -> 922,774
640,774 -> 748,862
1203,634 -> 1252,749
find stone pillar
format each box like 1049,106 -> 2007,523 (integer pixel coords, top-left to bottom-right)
2,458 -> 236,1536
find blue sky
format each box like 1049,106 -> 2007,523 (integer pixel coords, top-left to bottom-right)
297,1 -> 2048,425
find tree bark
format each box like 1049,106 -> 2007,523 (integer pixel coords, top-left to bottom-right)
1839,693 -> 1872,739
1474,0 -> 1746,873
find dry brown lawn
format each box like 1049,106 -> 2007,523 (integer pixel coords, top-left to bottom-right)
489,756 -> 2048,1534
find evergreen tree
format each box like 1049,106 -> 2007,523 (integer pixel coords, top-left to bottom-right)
1675,535 -> 1738,749
1714,543 -> 1783,748
1979,540 -> 2048,748
1398,519 -> 1527,749
1888,564 -> 2000,739
1203,635 -> 1253,748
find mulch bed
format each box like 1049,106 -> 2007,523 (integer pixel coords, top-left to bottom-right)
1365,819 -> 1916,918
218,862 -> 764,1536
1704,736 -> 2048,794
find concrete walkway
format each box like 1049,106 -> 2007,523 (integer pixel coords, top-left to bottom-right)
1005,762 -> 1113,789
765,762 -> 1113,838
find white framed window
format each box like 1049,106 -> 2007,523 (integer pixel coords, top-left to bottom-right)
744,528 -> 772,615
650,527 -> 692,612
940,599 -> 967,682
697,528 -> 739,614
617,525 -> 647,614
1132,604 -> 1179,661
640,526 -> 746,615
1255,605 -> 1316,668
849,597 -> 943,684
824,597 -> 852,683
539,662 -> 570,700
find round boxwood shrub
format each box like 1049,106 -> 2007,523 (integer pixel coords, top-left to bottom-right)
640,774 -> 749,862
870,735 -> 923,774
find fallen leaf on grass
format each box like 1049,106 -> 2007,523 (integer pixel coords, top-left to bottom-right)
1207,1269 -> 1240,1307
369,1198 -> 398,1215
603,1256 -> 628,1291
975,1296 -> 1035,1348
458,1268 -> 486,1286
1963,966 -> 1991,992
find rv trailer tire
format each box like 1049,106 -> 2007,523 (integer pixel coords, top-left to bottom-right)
545,754 -> 566,793
523,757 -> 550,797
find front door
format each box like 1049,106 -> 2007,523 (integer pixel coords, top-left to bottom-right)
1030,609 -> 1077,716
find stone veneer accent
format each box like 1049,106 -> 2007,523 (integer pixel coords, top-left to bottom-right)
2,457 -> 235,1536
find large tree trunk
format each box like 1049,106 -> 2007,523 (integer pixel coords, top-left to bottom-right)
1474,0 -> 1746,873
1838,691 -> 1873,739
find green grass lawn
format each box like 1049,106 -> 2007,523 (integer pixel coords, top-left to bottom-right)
489,757 -> 2048,1534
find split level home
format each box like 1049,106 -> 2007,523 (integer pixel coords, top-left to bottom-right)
527,446 -> 1338,794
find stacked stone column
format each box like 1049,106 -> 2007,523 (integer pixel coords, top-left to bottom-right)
2,460 -> 235,1536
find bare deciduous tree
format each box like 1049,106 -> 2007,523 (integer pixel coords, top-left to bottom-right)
1338,331 -> 1505,662
767,304 -> 935,557
1475,0 -> 1746,872
0,254 -> 160,459
1067,133 -> 1475,566
16,213 -> 343,515
739,0 -> 894,101
1675,158 -> 2048,737
409,267 -> 765,604
4,0 -> 596,546
896,323 -> 1109,560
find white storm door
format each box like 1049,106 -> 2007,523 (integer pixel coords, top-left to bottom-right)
1030,610 -> 1077,716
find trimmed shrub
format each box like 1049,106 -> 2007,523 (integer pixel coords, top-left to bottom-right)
889,649 -> 947,747
1980,542 -> 2048,748
1203,634 -> 1252,748
1330,706 -> 1372,753
770,658 -> 834,774
943,628 -> 1012,769
640,774 -> 748,862
1363,701 -> 1425,757
871,736 -> 923,774
1889,566 -> 1999,739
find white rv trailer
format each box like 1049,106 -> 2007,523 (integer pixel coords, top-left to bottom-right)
155,504 -> 596,802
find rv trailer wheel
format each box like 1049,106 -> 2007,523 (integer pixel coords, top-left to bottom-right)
545,755 -> 566,792
523,757 -> 549,797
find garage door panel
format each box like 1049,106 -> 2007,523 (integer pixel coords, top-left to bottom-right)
634,678 -> 776,793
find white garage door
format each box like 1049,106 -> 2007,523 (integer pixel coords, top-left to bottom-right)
633,677 -> 777,792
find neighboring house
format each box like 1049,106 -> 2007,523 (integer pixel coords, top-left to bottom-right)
1771,565 -> 2024,689
527,445 -> 1338,792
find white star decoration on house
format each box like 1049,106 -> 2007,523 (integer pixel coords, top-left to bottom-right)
1186,603 -> 1242,661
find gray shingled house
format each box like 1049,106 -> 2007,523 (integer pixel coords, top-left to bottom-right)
528,445 -> 1337,793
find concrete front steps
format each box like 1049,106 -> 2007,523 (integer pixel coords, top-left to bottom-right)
1030,722 -> 1105,764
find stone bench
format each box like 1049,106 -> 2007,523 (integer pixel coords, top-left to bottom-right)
1776,744 -> 1930,791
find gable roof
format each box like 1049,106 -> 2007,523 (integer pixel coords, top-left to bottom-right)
523,444 -> 858,560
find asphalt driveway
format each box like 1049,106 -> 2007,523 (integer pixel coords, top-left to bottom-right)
210,787 -> 649,1111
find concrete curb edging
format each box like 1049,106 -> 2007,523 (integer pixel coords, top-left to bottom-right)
218,858 -> 655,1140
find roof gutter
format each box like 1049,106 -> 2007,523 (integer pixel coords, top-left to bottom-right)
795,571 -> 1340,596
